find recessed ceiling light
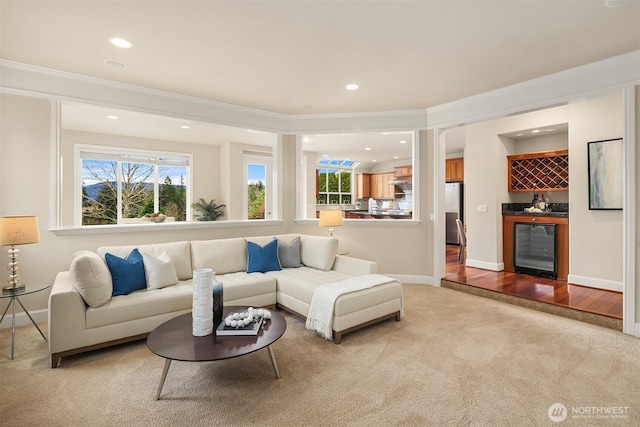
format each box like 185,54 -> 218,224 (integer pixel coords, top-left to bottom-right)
322,154 -> 329,157
545,129 -> 555,132
180,125 -> 190,129
532,129 -> 540,133
345,83 -> 359,91
399,140 -> 407,144
516,133 -> 524,137
103,59 -> 127,69
393,156 -> 399,159
365,147 -> 372,151
300,104 -> 313,110
372,160 -> 377,163
106,115 -> 118,120
302,137 -> 310,143
109,37 -> 133,48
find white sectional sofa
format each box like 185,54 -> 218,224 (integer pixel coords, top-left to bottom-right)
48,234 -> 403,368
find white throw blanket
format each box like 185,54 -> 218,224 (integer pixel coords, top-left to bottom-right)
305,274 -> 398,340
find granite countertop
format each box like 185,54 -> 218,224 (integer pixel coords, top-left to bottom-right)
502,203 -> 569,217
501,210 -> 568,217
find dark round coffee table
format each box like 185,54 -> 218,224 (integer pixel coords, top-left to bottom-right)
147,306 -> 286,400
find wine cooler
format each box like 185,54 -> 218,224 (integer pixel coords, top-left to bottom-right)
513,222 -> 557,279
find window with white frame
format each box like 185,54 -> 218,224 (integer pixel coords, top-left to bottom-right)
243,153 -> 273,220
76,145 -> 192,226
316,159 -> 353,205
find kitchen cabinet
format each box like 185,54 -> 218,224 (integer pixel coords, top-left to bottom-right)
502,215 -> 569,280
445,158 -> 464,182
370,172 -> 395,199
394,165 -> 412,178
507,149 -> 568,192
356,173 -> 371,199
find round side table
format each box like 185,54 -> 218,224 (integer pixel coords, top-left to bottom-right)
0,283 -> 49,360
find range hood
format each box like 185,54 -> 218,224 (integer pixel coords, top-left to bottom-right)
388,179 -> 410,185
389,179 -> 412,191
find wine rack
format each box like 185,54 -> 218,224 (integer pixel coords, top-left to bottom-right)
507,150 -> 569,192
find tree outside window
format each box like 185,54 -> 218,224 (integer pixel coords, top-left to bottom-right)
80,148 -> 190,225
317,159 -> 353,205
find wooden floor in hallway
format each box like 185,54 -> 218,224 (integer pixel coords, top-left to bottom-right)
442,245 -> 623,329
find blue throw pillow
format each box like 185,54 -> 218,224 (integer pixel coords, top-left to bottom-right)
246,239 -> 282,273
105,249 -> 147,296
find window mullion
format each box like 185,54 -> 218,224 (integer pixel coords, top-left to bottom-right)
117,161 -> 123,224
154,164 -> 159,213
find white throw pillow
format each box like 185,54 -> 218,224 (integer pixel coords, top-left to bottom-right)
300,235 -> 339,271
70,250 -> 112,308
142,251 -> 179,290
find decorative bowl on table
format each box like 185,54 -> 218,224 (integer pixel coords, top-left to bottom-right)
143,213 -> 167,223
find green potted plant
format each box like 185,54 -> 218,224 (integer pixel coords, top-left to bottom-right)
191,198 -> 226,221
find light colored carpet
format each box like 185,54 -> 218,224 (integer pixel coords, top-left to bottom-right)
1,284 -> 638,426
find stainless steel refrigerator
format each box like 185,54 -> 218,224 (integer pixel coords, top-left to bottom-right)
445,182 -> 463,244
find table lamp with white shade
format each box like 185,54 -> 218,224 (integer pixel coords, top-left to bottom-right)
318,210 -> 343,237
0,216 -> 41,294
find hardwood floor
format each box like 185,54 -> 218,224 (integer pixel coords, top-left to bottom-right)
442,245 -> 623,329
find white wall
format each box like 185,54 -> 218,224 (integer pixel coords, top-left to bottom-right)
464,93 -> 624,290
567,93 -> 624,289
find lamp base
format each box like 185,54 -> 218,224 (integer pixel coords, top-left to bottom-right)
2,284 -> 25,295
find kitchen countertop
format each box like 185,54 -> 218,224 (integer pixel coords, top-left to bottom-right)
501,211 -> 568,217
502,202 -> 568,217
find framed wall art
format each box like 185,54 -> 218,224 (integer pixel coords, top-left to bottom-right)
587,138 -> 623,210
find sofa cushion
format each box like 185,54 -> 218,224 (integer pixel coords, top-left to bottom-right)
246,239 -> 282,273
69,250 -> 112,308
217,272 -> 277,302
300,235 -> 339,271
277,236 -> 303,268
97,241 -> 192,280
86,281 -> 193,329
105,249 -> 147,296
267,267 -> 350,303
142,250 -> 179,290
191,238 -> 247,274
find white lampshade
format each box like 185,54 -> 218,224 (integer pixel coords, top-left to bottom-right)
0,216 -> 41,246
319,210 -> 343,237
319,210 -> 344,228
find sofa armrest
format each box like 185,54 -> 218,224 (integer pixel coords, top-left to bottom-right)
48,271 -> 89,354
331,255 -> 378,276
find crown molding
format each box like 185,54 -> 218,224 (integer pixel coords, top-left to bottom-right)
427,50 -> 640,129
1,50 -> 639,134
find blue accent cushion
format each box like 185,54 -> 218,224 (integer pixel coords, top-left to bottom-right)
105,249 -> 147,296
246,239 -> 282,273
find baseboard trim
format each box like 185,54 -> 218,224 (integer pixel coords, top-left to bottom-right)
567,274 -> 623,292
0,308 -> 48,329
465,259 -> 504,271
635,322 -> 640,338
386,274 -> 438,287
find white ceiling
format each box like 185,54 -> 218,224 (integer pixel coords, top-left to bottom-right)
2,1 -> 638,116
3,1 -> 639,159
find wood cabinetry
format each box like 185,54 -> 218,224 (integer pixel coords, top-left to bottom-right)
507,150 -> 569,192
394,165 -> 412,178
445,158 -> 464,182
356,173 -> 371,199
370,172 -> 395,199
502,215 -> 569,281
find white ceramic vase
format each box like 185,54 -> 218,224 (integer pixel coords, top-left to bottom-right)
192,268 -> 214,336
